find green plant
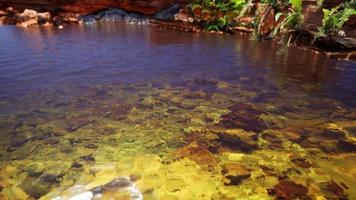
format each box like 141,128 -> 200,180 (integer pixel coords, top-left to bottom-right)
189,0 -> 249,31
206,16 -> 229,31
318,1 -> 356,37
317,0 -> 324,8
273,0 -> 303,36
260,0 -> 289,9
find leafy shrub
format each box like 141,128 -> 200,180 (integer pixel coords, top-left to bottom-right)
189,0 -> 249,31
318,1 -> 356,37
273,0 -> 303,36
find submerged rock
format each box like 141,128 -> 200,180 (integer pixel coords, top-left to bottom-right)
20,173 -> 64,199
219,103 -> 267,132
164,142 -> 218,170
52,176 -> 142,200
79,154 -> 96,163
290,156 -> 312,169
40,174 -> 63,184
6,137 -> 31,152
337,139 -> 356,152
24,163 -> 45,177
20,177 -> 53,199
216,129 -> 258,152
268,179 -> 310,200
221,163 -> 250,186
320,180 -> 348,199
261,132 -> 283,149
65,118 -> 94,132
299,128 -> 356,153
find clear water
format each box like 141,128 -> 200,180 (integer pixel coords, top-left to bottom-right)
0,22 -> 355,200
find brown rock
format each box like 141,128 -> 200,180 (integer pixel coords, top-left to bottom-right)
337,139 -> 356,153
0,16 -> 5,25
37,11 -> 50,23
0,10 -> 6,16
299,128 -> 356,153
65,117 -> 94,132
216,130 -> 258,152
321,180 -> 348,199
165,142 -> 218,170
16,18 -> 37,28
219,103 -> 266,132
60,13 -> 80,23
268,179 -> 310,200
18,9 -> 37,19
174,8 -> 190,22
346,51 -> 356,61
262,132 -> 283,149
282,128 -> 304,142
290,156 -> 312,168
221,163 -> 250,186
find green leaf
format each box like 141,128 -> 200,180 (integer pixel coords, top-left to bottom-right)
289,0 -> 302,13
275,12 -> 284,22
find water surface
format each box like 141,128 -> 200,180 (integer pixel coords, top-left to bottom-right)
0,23 -> 355,200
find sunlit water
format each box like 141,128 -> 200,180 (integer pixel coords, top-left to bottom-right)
0,22 -> 355,200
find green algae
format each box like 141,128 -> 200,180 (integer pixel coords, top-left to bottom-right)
0,79 -> 355,200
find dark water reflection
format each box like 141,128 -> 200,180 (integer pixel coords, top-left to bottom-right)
0,23 -> 355,106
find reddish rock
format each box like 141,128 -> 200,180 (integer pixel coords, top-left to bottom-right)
321,181 -> 348,199
165,142 -> 218,170
268,179 -> 310,200
221,163 -> 250,186
0,0 -> 190,15
219,103 -> 266,132
290,156 -> 312,168
216,130 -> 258,152
261,132 -> 283,149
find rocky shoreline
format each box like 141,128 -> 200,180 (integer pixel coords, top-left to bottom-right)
0,1 -> 355,61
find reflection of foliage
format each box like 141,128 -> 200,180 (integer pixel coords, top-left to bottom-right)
317,1 -> 356,37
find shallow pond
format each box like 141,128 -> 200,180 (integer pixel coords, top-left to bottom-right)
0,22 -> 355,200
